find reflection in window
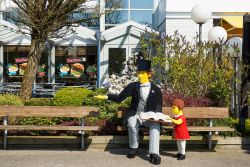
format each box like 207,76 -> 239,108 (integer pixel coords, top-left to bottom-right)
109,48 -> 126,75
105,10 -> 128,24
130,0 -> 153,9
105,25 -> 115,30
2,10 -> 18,24
55,46 -> 97,84
130,10 -> 153,27
3,45 -> 48,83
71,12 -> 100,27
106,0 -> 128,8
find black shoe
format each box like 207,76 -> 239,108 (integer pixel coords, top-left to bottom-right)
177,154 -> 186,160
127,148 -> 138,158
150,153 -> 161,165
176,153 -> 181,158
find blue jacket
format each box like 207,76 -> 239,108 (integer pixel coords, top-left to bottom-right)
108,82 -> 162,122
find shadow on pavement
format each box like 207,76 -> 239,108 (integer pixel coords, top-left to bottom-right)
241,137 -> 250,154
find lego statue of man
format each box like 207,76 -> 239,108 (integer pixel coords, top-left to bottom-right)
95,59 -> 162,165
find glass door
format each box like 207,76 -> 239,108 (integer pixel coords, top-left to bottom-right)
108,48 -> 126,75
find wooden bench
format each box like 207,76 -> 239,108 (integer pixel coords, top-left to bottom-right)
0,106 -> 99,149
117,107 -> 234,150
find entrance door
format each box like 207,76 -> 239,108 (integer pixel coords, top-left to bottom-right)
108,48 -> 126,75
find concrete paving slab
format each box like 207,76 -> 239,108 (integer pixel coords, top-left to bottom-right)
0,148 -> 249,167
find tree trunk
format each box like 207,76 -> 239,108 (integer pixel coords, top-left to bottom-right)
19,37 -> 45,100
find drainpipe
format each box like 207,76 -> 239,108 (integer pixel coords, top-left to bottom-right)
0,43 -> 3,84
96,32 -> 102,88
96,0 -> 105,88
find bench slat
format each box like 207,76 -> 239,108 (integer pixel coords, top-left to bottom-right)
162,126 -> 234,132
0,106 -> 99,117
117,126 -> 234,132
117,107 -> 229,119
0,125 -> 99,131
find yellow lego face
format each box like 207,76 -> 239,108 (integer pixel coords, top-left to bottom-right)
172,105 -> 180,115
137,71 -> 151,84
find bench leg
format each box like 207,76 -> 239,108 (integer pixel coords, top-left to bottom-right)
208,119 -> 213,150
208,132 -> 212,150
80,117 -> 85,149
3,116 -> 8,149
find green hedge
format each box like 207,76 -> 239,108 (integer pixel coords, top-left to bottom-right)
24,98 -> 54,106
53,87 -> 93,106
0,94 -> 23,105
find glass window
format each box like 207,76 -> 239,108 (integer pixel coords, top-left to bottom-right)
106,0 -> 128,9
105,25 -> 115,30
55,46 -> 97,84
105,10 -> 128,24
213,18 -> 221,26
130,10 -> 153,26
109,48 -> 126,75
3,45 -> 48,83
72,12 -> 100,27
2,11 -> 17,24
130,0 -> 153,9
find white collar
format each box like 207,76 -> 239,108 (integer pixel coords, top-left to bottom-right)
174,114 -> 183,118
140,82 -> 150,87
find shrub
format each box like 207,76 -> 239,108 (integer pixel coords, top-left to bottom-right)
93,88 -> 108,94
103,56 -> 137,94
245,119 -> 250,133
53,87 -> 93,106
24,98 -> 54,106
139,30 -> 239,107
0,94 -> 23,106
162,89 -> 212,107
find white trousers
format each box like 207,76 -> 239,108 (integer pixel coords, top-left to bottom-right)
127,115 -> 160,155
177,140 -> 186,155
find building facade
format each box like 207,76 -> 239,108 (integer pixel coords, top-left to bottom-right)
154,0 -> 250,41
0,0 -> 249,87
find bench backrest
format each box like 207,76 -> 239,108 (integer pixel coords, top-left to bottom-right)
0,106 -> 99,117
117,107 -> 229,119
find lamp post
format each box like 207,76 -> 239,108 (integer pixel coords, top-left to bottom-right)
191,4 -> 211,44
208,26 -> 228,66
207,26 -> 227,144
227,37 -> 243,118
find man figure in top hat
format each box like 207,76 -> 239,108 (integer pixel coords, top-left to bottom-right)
95,59 -> 162,165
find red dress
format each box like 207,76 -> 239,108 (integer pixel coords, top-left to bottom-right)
173,115 -> 190,140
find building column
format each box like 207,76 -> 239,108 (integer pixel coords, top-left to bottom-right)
49,44 -> 55,83
100,0 -> 105,32
0,0 -> 3,20
96,0 -> 105,87
0,44 -> 3,83
96,32 -> 102,88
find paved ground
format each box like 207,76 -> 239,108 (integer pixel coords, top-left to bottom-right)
0,148 -> 249,167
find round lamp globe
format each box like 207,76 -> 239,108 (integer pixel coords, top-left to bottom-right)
191,4 -> 211,24
226,37 -> 243,57
208,26 -> 228,43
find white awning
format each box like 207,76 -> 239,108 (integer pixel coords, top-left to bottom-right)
0,20 -> 97,46
101,21 -> 156,41
0,19 -> 30,45
0,0 -> 17,11
53,26 -> 97,46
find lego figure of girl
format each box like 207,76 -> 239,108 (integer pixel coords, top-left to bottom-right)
171,99 -> 190,160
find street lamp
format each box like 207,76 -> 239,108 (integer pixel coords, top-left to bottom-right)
208,26 -> 228,44
207,26 -> 227,145
227,37 -> 243,118
208,26 -> 227,66
191,4 -> 211,44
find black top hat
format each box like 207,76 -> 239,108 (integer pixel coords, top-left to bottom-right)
137,60 -> 151,71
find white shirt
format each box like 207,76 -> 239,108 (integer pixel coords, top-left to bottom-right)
140,82 -> 151,101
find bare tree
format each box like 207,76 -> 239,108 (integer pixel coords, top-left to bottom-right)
5,0 -> 121,100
